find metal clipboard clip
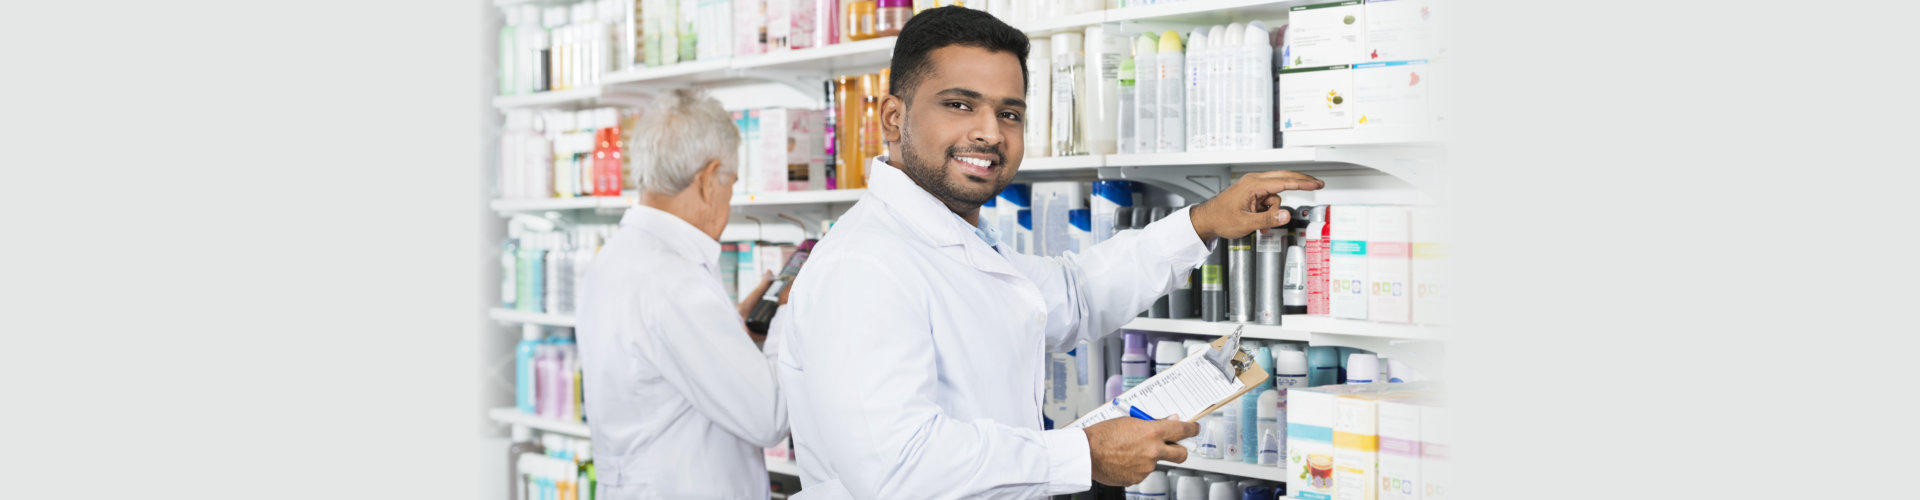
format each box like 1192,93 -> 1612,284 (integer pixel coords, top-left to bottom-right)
1202,324 -> 1248,382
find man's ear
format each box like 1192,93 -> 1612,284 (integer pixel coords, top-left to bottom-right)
694,159 -> 725,199
881,93 -> 904,145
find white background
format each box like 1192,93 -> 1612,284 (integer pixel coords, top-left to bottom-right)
3,1 -> 1916,499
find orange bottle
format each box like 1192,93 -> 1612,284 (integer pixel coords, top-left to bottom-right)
835,76 -> 865,189
858,72 -> 882,189
846,1 -> 878,41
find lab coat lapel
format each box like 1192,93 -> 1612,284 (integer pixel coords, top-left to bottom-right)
866,157 -> 1026,282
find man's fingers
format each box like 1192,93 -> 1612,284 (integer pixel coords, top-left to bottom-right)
1157,419 -> 1202,441
1158,442 -> 1190,464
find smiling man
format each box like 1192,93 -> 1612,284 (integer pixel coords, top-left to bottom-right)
777,7 -> 1325,499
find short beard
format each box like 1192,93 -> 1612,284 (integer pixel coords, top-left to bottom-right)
894,128 -> 1006,211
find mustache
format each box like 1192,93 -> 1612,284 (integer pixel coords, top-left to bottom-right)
947,145 -> 1004,163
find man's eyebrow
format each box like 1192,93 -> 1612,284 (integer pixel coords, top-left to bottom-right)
1000,97 -> 1026,109
933,87 -> 984,100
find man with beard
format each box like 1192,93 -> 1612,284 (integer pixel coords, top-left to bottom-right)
777,7 -> 1325,499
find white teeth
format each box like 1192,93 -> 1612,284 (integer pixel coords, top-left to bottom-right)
955,156 -> 991,168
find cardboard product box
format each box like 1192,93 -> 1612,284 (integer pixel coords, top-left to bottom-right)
1333,393 -> 1381,500
1410,207 -> 1448,325
1363,0 -> 1439,62
733,0 -> 764,56
1377,399 -> 1423,500
1280,65 -> 1355,132
1285,1 -> 1368,69
1329,205 -> 1370,320
1288,385 -> 1370,500
755,108 -> 826,193
1031,182 -> 1089,257
1353,60 -> 1432,129
1420,404 -> 1448,500
1365,206 -> 1410,323
765,0 -> 791,51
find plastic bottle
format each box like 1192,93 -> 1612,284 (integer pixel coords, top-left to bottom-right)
1346,353 -> 1379,384
1306,206 -> 1330,315
1121,332 -> 1150,391
1255,228 -> 1283,325
1218,24 -> 1244,152
1140,471 -> 1170,500
1208,481 -> 1237,500
845,1 -> 877,41
1205,25 -> 1227,151
1050,32 -> 1086,156
1025,37 -> 1052,158
1283,227 -> 1308,314
547,233 -> 573,315
1132,33 -> 1158,155
1176,475 -> 1209,500
526,6 -> 551,92
1156,30 -> 1185,152
997,184 -> 1030,252
859,72 -> 883,177
1201,241 -> 1226,321
1104,374 -> 1123,401
1243,22 -> 1274,150
502,238 -> 519,308
517,326 -> 541,413
1185,28 -> 1208,152
1084,26 -> 1121,155
1116,52 -> 1137,155
501,8 -> 519,95
1228,235 -> 1253,322
1152,340 -> 1183,375
873,0 -> 911,37
1256,390 -> 1281,465
1240,347 -> 1273,463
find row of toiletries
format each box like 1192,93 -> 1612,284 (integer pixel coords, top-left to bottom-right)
503,223 -> 616,316
1125,469 -> 1285,500
517,326 -> 589,424
499,0 -> 628,95
515,434 -> 596,500
720,241 -> 801,304
500,108 -> 634,201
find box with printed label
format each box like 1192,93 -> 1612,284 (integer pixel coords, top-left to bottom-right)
1410,207 -> 1448,325
755,108 -> 826,193
1329,205 -> 1370,320
1365,206 -> 1410,323
1377,399 -> 1422,500
1285,1 -> 1368,68
1420,404 -> 1448,500
1364,0 -> 1439,62
1288,385 -> 1368,500
1353,60 -> 1432,129
1333,393 -> 1380,500
1280,65 -> 1356,132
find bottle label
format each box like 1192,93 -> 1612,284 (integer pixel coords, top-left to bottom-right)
1201,264 -> 1224,291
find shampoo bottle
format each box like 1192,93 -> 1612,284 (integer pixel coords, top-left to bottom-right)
1185,28 -> 1208,152
1228,234 -> 1253,323
1205,24 -> 1228,151
1121,332 -> 1150,391
1244,22 -> 1274,150
1218,24 -> 1244,151
1116,52 -> 1137,155
1132,33 -> 1159,155
1050,32 -> 1086,156
1201,242 -> 1226,321
1255,228 -> 1284,324
1026,37 -> 1052,157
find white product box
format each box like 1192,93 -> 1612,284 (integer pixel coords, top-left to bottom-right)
1377,400 -> 1422,500
1329,205 -> 1370,320
1353,60 -> 1432,129
1280,65 -> 1355,132
765,0 -> 790,51
734,0 -> 764,56
1333,393 -> 1380,500
1366,206 -> 1410,323
1364,0 -> 1439,62
1285,1 -> 1367,68
1031,182 -> 1089,257
755,108 -> 826,192
1289,385 -> 1366,500
1410,207 -> 1448,325
1420,405 -> 1448,500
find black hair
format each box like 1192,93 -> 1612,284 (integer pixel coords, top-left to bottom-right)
887,6 -> 1030,100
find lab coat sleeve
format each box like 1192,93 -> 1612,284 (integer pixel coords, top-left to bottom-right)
793,252 -> 1092,499
1007,206 -> 1214,353
637,279 -> 790,447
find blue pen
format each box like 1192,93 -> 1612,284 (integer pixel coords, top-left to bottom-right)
1128,405 -> 1156,421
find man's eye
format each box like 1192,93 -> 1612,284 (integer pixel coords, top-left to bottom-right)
946,102 -> 971,111
1000,112 -> 1022,122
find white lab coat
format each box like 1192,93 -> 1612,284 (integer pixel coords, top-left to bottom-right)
577,205 -> 790,500
778,159 -> 1212,499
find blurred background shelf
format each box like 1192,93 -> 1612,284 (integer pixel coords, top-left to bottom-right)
489,308 -> 576,328
487,407 -> 590,438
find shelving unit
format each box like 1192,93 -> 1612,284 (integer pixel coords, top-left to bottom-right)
1160,457 -> 1289,483
489,308 -> 577,328
488,407 -> 591,438
488,309 -> 1440,343
765,459 -> 800,478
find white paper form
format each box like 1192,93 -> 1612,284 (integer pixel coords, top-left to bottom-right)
1066,349 -> 1249,429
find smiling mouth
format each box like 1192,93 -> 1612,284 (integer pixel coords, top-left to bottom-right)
951,154 -> 999,179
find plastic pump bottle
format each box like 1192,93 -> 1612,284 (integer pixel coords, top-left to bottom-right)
1185,28 -> 1208,152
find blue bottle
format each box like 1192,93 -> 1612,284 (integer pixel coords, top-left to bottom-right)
1306,346 -> 1342,387
516,327 -> 541,413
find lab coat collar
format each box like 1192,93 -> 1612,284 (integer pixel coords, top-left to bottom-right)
619,204 -> 722,269
866,156 -> 1024,278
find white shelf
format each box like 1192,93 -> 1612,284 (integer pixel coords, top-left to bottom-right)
1020,154 -> 1105,172
734,37 -> 897,74
492,86 -> 603,110
734,189 -> 866,207
489,196 -> 626,213
1280,315 -> 1446,342
1105,148 -> 1321,168
1161,456 -> 1289,483
488,407 -> 590,438
765,459 -> 800,477
1122,318 -> 1309,342
490,308 -> 577,327
1016,0 -> 1303,36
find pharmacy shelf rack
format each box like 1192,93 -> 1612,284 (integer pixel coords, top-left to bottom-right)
1121,318 -> 1310,342
1160,456 -> 1289,484
488,407 -> 591,438
490,308 -> 577,328
765,459 -> 800,478
491,0 -> 1316,109
489,189 -> 868,215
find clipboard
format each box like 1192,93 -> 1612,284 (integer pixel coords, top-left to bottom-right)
1064,331 -> 1271,429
